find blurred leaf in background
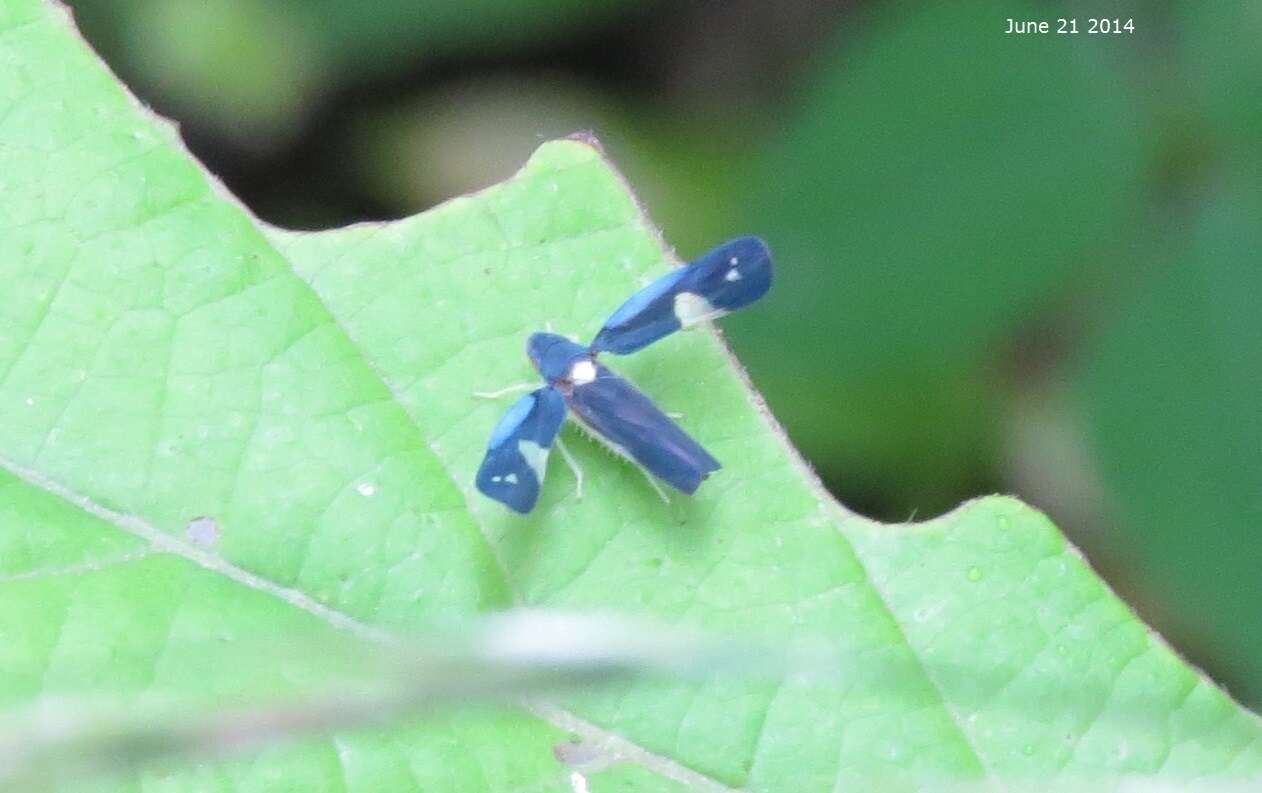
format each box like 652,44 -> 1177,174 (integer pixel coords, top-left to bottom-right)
69,0 -> 643,148
725,0 -> 1147,517
353,76 -> 744,253
1078,168 -> 1262,706
1176,0 -> 1262,148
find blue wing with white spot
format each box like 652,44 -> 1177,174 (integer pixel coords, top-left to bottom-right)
476,387 -> 567,513
590,236 -> 773,355
567,364 -> 719,494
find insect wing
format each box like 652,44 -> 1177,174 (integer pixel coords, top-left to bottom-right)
591,236 -> 773,355
476,387 -> 567,513
568,365 -> 719,494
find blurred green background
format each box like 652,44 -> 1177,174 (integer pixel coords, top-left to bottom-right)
68,0 -> 1261,706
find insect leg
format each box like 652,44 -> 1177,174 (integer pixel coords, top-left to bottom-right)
474,383 -> 538,399
639,467 -> 670,504
554,435 -> 584,500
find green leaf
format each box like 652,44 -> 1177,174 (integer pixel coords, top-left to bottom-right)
2,1 -> 1260,791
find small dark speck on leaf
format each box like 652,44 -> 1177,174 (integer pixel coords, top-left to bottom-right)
186,516 -> 220,547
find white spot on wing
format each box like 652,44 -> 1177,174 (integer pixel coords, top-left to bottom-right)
673,292 -> 725,326
728,256 -> 739,265
356,482 -> 376,497
724,268 -> 741,282
505,473 -> 518,484
570,359 -> 597,385
518,440 -> 549,484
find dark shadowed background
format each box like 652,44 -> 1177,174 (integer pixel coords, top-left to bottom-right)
67,0 -> 1262,706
